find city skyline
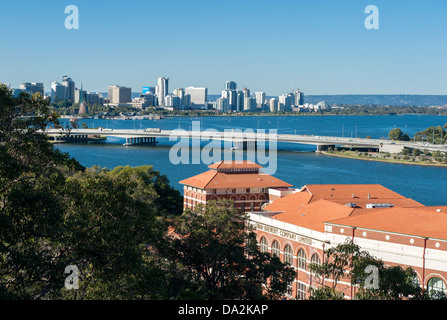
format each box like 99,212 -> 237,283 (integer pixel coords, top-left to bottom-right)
1,0 -> 446,95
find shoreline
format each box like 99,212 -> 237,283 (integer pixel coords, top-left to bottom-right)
319,151 -> 447,168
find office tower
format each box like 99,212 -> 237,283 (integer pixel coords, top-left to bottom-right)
165,94 -> 182,109
279,93 -> 294,112
19,82 -> 44,96
225,81 -> 237,90
216,97 -> 230,112
236,91 -> 244,112
61,76 -> 75,102
174,88 -> 191,109
50,81 -> 66,103
156,77 -> 169,106
295,90 -> 304,106
108,85 -> 132,104
185,87 -> 207,109
244,96 -> 256,111
269,98 -> 278,113
242,87 -> 250,98
255,91 -> 266,109
142,86 -> 155,94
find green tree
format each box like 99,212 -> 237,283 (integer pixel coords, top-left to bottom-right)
166,200 -> 296,300
388,128 -> 410,141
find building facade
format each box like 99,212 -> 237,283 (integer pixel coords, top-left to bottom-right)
179,161 -> 292,212
180,163 -> 447,300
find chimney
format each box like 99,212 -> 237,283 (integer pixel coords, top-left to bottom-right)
368,193 -> 371,199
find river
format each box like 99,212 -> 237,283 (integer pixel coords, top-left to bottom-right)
55,115 -> 447,206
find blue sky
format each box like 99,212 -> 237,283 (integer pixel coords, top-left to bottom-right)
1,0 -> 446,95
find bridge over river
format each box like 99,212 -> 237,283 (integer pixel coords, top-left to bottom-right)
42,128 -> 447,153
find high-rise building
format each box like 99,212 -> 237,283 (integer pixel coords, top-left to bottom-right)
50,81 -> 66,103
216,97 -> 230,112
19,82 -> 44,96
165,94 -> 182,109
236,91 -> 244,112
108,85 -> 132,104
156,77 -> 169,106
255,91 -> 266,108
173,88 -> 191,110
279,93 -> 294,112
244,96 -> 257,111
225,81 -> 237,90
269,98 -> 278,113
185,87 -> 208,109
61,76 -> 75,102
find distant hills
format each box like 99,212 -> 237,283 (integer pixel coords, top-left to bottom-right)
302,95 -> 447,106
207,94 -> 447,106
94,93 -> 447,107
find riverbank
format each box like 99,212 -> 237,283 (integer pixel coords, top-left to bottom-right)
320,150 -> 447,168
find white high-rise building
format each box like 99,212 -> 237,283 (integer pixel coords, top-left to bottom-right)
244,96 -> 256,111
108,85 -> 132,104
269,98 -> 278,113
216,97 -> 230,112
19,82 -> 44,96
185,87 -> 207,109
255,91 -> 266,107
61,76 -> 75,102
156,77 -> 169,106
50,81 -> 66,103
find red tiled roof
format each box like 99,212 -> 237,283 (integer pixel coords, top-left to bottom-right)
328,206 -> 447,240
179,161 -> 292,189
263,184 -> 425,233
180,172 -> 292,189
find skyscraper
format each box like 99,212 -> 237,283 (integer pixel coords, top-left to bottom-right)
19,82 -> 44,96
61,76 -> 75,102
108,85 -> 132,104
225,81 -> 237,90
50,81 -> 66,103
156,77 -> 169,106
185,87 -> 208,109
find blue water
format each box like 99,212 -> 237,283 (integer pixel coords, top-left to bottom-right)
55,115 -> 447,206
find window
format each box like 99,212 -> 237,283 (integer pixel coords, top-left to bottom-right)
311,253 -> 321,265
271,240 -> 280,258
297,249 -> 306,270
284,245 -> 293,265
427,277 -> 446,295
297,283 -> 307,300
260,237 -> 268,253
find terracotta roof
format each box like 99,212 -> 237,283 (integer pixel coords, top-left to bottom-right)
328,206 -> 447,240
208,160 -> 263,170
263,184 -> 425,233
270,199 -> 355,232
303,184 -> 409,202
179,170 -> 292,189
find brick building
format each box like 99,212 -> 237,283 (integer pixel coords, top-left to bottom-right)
249,184 -> 447,299
180,162 -> 447,300
179,160 -> 292,212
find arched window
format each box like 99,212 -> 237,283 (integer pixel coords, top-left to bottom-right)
259,237 -> 268,253
284,245 -> 293,265
427,277 -> 446,295
297,249 -> 307,270
311,253 -> 321,265
271,240 -> 280,258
